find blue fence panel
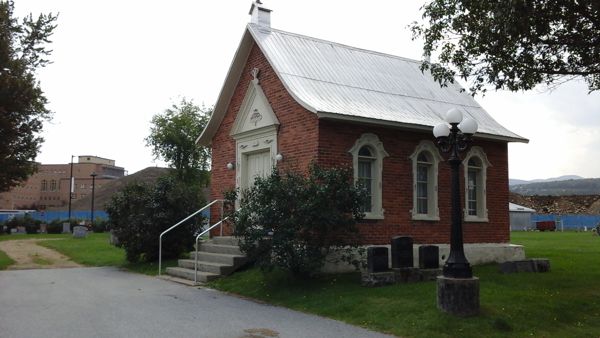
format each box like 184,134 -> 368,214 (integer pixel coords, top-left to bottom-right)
1,209 -> 210,224
531,214 -> 600,230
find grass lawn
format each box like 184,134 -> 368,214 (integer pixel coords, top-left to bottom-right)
0,249 -> 15,270
0,233 -> 178,275
209,232 -> 600,338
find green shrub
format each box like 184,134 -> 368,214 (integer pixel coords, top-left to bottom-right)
5,214 -> 40,233
92,219 -> 109,233
25,223 -> 39,234
106,175 -> 204,263
230,164 -> 366,278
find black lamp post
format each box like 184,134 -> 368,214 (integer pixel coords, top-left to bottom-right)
433,108 -> 478,278
90,172 -> 97,225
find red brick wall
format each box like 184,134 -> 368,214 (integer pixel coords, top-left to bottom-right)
209,43 -> 319,233
209,40 -> 510,244
316,119 -> 510,244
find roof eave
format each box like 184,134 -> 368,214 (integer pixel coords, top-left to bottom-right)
316,111 -> 529,143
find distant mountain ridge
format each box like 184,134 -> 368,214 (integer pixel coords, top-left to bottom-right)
509,175 -> 584,186
510,177 -> 600,196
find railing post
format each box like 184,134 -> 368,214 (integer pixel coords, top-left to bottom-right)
158,236 -> 162,276
220,199 -> 224,237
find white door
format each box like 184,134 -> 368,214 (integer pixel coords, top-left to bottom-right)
243,150 -> 272,189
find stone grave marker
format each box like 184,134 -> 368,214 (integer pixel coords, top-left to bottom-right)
419,245 -> 440,269
367,246 -> 389,273
391,236 -> 413,268
72,226 -> 88,238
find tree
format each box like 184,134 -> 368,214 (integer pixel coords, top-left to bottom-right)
105,175 -> 204,263
145,98 -> 212,183
229,165 -> 366,278
411,1 -> 600,95
0,0 -> 57,192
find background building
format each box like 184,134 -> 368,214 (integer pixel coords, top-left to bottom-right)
0,155 -> 125,210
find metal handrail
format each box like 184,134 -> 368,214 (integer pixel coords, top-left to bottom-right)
194,216 -> 230,284
158,199 -> 225,276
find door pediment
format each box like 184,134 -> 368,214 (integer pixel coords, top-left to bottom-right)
230,72 -> 279,139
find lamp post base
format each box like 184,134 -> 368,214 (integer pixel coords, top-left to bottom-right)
437,276 -> 480,317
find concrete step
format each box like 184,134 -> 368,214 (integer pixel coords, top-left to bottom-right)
189,251 -> 248,266
157,274 -> 199,286
210,236 -> 241,246
165,267 -> 220,283
199,243 -> 243,255
177,259 -> 235,275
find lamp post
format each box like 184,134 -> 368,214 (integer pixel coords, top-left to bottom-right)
90,172 -> 97,225
433,108 -> 480,316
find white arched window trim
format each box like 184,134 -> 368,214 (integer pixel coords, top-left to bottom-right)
348,133 -> 388,220
409,140 -> 443,221
462,146 -> 491,222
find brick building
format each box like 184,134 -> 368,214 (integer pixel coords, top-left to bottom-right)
0,155 -> 125,210
196,3 -> 528,263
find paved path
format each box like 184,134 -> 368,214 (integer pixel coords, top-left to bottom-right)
0,267 -> 396,338
0,239 -> 82,269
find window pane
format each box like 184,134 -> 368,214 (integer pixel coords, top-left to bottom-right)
358,146 -> 372,157
358,159 -> 373,212
416,164 -> 429,214
468,169 -> 478,215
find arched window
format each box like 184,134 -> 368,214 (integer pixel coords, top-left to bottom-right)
410,141 -> 442,221
50,180 -> 57,191
463,147 -> 491,222
349,133 -> 388,219
41,180 -> 47,191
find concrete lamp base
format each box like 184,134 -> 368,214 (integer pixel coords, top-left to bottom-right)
437,276 -> 480,317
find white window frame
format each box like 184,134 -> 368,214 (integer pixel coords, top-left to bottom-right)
348,133 -> 388,220
462,146 -> 491,222
409,141 -> 443,221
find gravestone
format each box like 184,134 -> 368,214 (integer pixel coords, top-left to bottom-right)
367,246 -> 389,273
72,226 -> 88,238
391,236 -> 413,268
419,245 -> 440,269
40,223 -> 47,234
62,222 -> 71,234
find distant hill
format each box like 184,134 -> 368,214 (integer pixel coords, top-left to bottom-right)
510,178 -> 600,196
509,175 -> 584,186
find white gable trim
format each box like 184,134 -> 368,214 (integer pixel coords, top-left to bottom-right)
230,69 -> 279,140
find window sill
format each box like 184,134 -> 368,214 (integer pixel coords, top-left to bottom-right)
464,216 -> 489,223
363,212 -> 384,220
411,214 -> 440,222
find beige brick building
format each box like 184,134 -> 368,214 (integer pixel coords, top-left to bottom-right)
0,156 -> 125,210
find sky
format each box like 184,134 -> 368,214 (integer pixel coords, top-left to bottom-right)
14,0 -> 600,180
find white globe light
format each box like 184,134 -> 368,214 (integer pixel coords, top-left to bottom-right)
433,123 -> 451,138
459,118 -> 478,135
445,108 -> 463,124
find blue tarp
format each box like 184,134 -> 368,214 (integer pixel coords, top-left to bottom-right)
531,214 -> 600,230
0,209 -> 210,224
0,211 -> 108,223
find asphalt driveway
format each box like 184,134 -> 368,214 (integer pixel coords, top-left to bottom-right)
0,267 -> 395,338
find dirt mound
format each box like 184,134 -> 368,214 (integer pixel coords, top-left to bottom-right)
509,192 -> 600,214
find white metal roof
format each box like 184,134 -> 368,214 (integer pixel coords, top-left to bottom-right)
509,202 -> 536,213
197,24 -> 528,145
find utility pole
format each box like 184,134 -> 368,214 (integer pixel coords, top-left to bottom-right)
68,155 -> 74,221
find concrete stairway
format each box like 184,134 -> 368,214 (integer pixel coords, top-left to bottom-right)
165,236 -> 247,284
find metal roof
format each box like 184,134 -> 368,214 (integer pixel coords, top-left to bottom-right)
509,203 -> 536,213
197,24 -> 527,145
